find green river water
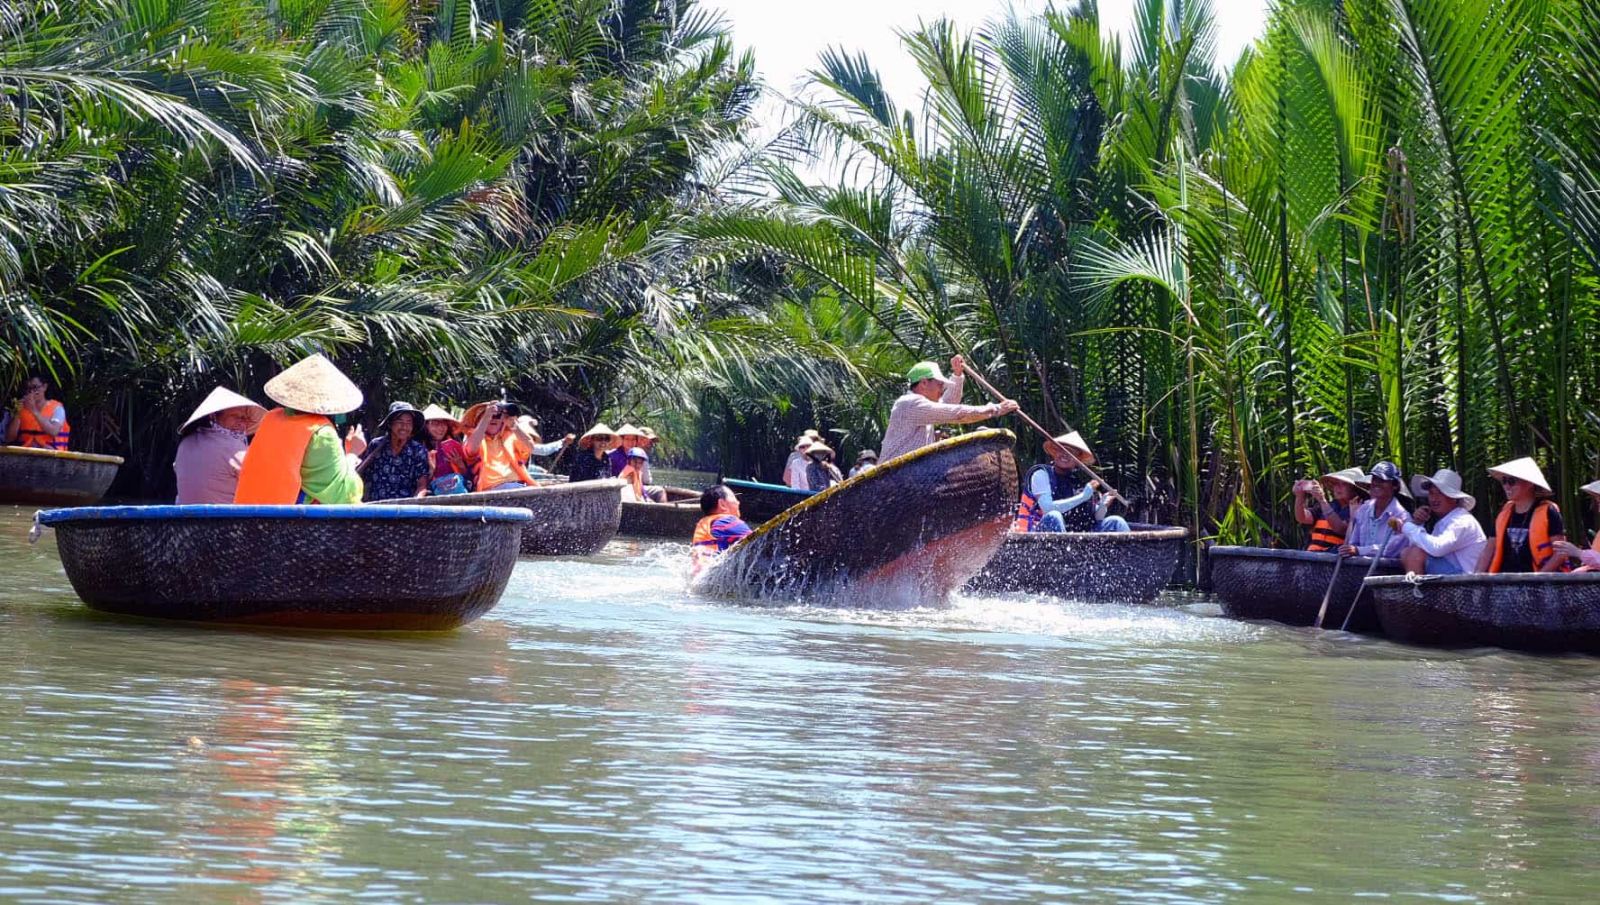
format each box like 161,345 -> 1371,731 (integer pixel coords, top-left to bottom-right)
2,505 -> 1599,902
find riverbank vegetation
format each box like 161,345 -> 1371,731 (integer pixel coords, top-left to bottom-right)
4,0 -> 1598,544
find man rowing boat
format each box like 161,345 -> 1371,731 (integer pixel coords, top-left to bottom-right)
1013,432 -> 1129,534
879,356 -> 1018,462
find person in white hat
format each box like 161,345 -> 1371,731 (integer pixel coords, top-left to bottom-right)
879,356 -> 1019,462
618,447 -> 661,503
234,354 -> 367,505
607,424 -> 648,478
1477,456 -> 1569,573
1014,432 -> 1129,534
420,404 -> 472,494
1386,468 -> 1487,575
174,387 -> 267,504
570,423 -> 616,482
1553,480 -> 1600,570
1293,468 -> 1369,552
849,449 -> 879,479
783,432 -> 821,489
803,441 -> 844,491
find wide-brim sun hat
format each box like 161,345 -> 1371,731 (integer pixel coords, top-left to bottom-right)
807,442 -> 835,458
1489,456 -> 1553,495
905,361 -> 948,385
263,353 -> 363,415
421,404 -> 461,431
579,423 -> 616,449
460,402 -> 498,432
857,449 -> 878,462
1319,467 -> 1371,497
640,427 -> 658,441
180,387 -> 267,435
378,401 -> 424,434
1044,431 -> 1095,466
1409,468 -> 1476,512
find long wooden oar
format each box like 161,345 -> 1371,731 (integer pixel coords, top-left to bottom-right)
1310,553 -> 1346,629
963,364 -> 1124,503
1338,526 -> 1395,632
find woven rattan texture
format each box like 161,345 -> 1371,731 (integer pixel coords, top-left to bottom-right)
398,479 -> 622,555
618,500 -> 702,538
1209,546 -> 1402,634
967,525 -> 1188,603
1367,573 -> 1600,652
0,450 -> 120,505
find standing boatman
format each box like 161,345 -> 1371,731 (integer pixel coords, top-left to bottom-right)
878,355 -> 1018,462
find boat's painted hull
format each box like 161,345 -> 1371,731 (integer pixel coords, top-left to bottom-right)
1368,573 -> 1600,653
0,446 -> 123,506
1209,545 -> 1401,633
968,525 -> 1188,603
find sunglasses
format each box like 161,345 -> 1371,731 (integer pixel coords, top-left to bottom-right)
1419,480 -> 1436,492
1500,476 -> 1521,488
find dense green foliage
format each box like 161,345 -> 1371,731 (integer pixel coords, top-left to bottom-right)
705,0 -> 1600,544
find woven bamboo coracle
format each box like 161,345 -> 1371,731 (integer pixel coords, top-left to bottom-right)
967,524 -> 1189,603
395,479 -> 622,555
0,447 -> 123,506
723,478 -> 814,526
38,504 -> 530,629
1366,572 -> 1600,653
618,486 -> 703,538
1208,545 -> 1402,633
695,430 -> 1019,608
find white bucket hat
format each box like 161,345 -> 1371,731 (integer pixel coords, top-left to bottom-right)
180,387 -> 267,434
1409,468 -> 1476,512
1045,431 -> 1094,466
1488,456 -> 1553,495
263,353 -> 363,415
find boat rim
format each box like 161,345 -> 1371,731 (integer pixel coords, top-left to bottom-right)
723,478 -> 816,498
0,446 -> 124,465
1004,524 -> 1188,542
1366,572 -> 1600,587
1209,545 -> 1394,567
387,478 -> 623,503
36,504 -> 534,524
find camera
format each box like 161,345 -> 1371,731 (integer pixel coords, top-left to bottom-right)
497,402 -> 521,417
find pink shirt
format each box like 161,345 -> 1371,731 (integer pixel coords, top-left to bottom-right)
432,438 -> 468,479
174,427 -> 249,504
878,375 -> 1002,462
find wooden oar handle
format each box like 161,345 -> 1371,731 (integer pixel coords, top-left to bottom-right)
962,363 -> 1124,504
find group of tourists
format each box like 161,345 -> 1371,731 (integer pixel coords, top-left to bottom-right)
1293,458 -> 1600,574
780,431 -> 876,492
166,353 -> 669,506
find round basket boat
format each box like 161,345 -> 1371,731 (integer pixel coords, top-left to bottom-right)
389,479 -> 623,556
695,430 -> 1019,608
37,504 -> 531,630
1366,572 -> 1600,653
0,446 -> 123,506
1208,546 -> 1403,633
967,524 -> 1189,603
723,478 -> 814,526
619,486 -> 703,538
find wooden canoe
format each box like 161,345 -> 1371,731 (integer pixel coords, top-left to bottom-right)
1208,546 -> 1403,633
618,485 -> 702,538
0,446 -> 123,506
694,430 -> 1018,607
37,504 -> 530,630
392,479 -> 622,555
723,478 -> 814,525
1367,572 -> 1600,653
967,524 -> 1189,603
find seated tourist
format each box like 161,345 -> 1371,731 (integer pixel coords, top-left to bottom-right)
462,401 -> 539,493
1294,468 -> 1367,552
174,387 -> 266,504
359,402 -> 432,500
804,442 -> 844,491
617,447 -> 666,502
6,375 -> 69,449
234,353 -> 367,504
569,423 -> 616,482
1013,432 -> 1129,533
1339,462 -> 1408,558
1476,456 -> 1568,573
517,415 -> 573,461
849,449 -> 878,478
690,484 -> 753,577
1387,468 -> 1487,575
1553,479 -> 1600,570
422,405 -> 471,495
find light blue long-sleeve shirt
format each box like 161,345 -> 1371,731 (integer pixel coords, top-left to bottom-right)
1030,468 -> 1108,520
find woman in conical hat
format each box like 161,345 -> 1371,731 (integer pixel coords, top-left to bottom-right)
1477,456 -> 1569,573
421,404 -> 471,495
234,353 -> 368,505
1292,467 -> 1368,553
1555,479 -> 1600,571
174,387 -> 268,505
608,424 -> 646,477
569,422 -> 616,482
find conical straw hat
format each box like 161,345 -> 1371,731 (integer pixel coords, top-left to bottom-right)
1044,430 -> 1094,465
180,387 -> 267,434
262,353 -> 362,415
615,423 -> 644,440
1580,479 -> 1600,500
579,423 -> 616,449
1488,456 -> 1553,494
421,404 -> 461,430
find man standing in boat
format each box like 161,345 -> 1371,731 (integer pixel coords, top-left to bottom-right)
879,356 -> 1018,462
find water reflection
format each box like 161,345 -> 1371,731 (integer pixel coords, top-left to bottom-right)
2,510 -> 1600,901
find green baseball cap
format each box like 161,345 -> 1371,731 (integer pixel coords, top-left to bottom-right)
905,361 -> 948,384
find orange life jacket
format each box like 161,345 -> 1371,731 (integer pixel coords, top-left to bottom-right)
234,408 -> 329,504
1305,504 -> 1347,552
1014,464 -> 1095,532
16,400 -> 69,450
1489,500 -> 1564,573
472,430 -> 533,491
691,514 -> 748,575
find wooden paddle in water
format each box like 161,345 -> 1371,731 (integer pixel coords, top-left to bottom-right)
962,363 -> 1125,504
1310,553 -> 1346,629
1337,525 -> 1395,632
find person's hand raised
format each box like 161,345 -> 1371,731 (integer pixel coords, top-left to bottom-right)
345,424 -> 367,457
949,354 -> 966,377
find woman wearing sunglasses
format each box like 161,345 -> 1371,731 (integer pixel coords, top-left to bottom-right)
1475,457 -> 1569,573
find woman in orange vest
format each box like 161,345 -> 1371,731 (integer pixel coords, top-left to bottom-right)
461,401 -> 539,492
1475,456 -> 1569,573
5,375 -> 70,450
1553,479 -> 1600,570
1293,467 -> 1368,552
234,354 -> 367,505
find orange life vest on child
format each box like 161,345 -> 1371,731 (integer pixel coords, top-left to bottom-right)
619,464 -> 645,502
16,400 -> 69,450
1488,500 -> 1563,573
234,409 -> 329,504
1305,504 -> 1347,552
472,431 -> 533,491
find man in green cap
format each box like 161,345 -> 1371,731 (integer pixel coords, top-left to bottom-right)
879,355 -> 1018,462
